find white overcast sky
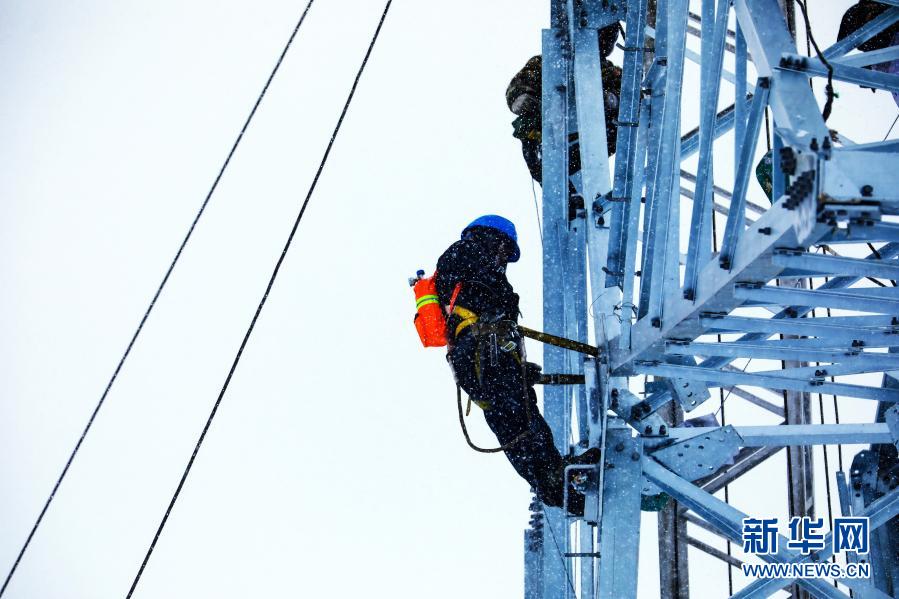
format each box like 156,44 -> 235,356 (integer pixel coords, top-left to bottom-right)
3,1 -> 898,598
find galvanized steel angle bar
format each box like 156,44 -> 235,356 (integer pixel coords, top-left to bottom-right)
634,361 -> 899,402
756,357 -> 899,380
664,423 -> 893,446
735,20 -> 749,165
777,54 -> 899,95
574,0 -> 627,29
821,7 -> 899,60
567,0 -> 614,209
685,535 -> 745,568
717,80 -> 770,270
832,44 -> 899,69
540,23 -> 574,599
821,221 -> 899,244
722,385 -> 785,417
698,314 -> 899,339
680,97 -> 750,159
683,0 -> 732,301
606,0 -> 648,288
619,102 -> 650,352
596,427 -> 643,599
664,340 -> 871,362
693,445 -> 783,496
607,385 -> 667,434
733,284 -> 899,313
613,203 -> 815,372
771,251 -> 899,280
638,0 -> 689,324
684,243 -> 899,382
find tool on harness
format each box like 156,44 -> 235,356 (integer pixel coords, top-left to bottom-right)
410,270 -> 461,348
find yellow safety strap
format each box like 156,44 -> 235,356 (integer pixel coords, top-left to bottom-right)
452,306 -> 479,337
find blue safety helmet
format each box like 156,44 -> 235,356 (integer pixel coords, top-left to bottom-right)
461,214 -> 521,262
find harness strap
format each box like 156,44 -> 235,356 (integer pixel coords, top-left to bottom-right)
452,306 -> 480,337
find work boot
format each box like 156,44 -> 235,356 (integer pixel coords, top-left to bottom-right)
567,490 -> 586,518
562,449 -> 601,518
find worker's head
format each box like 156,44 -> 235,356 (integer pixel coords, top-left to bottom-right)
461,215 -> 521,264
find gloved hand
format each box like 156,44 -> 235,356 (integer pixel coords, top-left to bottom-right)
524,361 -> 543,387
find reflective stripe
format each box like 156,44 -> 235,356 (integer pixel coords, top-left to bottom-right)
416,294 -> 439,309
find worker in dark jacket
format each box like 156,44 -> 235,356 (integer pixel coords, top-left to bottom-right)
506,24 -> 623,183
838,1 -> 899,107
437,215 -> 599,516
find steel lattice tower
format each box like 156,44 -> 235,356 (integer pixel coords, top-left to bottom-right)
527,0 -> 899,597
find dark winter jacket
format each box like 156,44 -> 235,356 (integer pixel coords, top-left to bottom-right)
838,1 -> 899,52
435,229 -> 520,336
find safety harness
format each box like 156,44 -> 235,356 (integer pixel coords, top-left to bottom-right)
448,288 -> 597,454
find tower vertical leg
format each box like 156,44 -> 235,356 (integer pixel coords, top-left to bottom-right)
658,403 -> 689,599
541,15 -> 573,599
597,425 -> 643,599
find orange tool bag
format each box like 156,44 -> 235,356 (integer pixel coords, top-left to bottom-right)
410,270 -> 461,348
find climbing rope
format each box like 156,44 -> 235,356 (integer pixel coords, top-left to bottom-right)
0,3 -> 316,595
125,2 -> 393,596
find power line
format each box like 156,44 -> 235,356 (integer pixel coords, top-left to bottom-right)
884,111 -> 899,141
125,2 -> 393,596
0,3 -> 316,596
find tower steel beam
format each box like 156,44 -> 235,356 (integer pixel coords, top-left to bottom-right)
528,0 -> 899,596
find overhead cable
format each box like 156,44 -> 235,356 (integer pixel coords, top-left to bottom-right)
125,2 -> 394,596
0,2 -> 315,596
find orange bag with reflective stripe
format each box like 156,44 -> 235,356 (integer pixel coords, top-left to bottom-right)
410,271 -> 460,348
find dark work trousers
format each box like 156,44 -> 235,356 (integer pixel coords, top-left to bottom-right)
448,331 -> 566,507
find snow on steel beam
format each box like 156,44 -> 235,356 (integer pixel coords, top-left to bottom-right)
732,284 -> 899,313
771,250 -> 899,279
698,314 -> 899,340
633,362 -> 899,402
664,340 -> 899,364
780,356 -> 899,380
662,423 -> 894,446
